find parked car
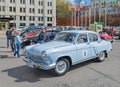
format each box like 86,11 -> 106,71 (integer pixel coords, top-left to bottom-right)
21,29 -> 60,47
107,28 -> 119,36
99,31 -> 114,43
24,30 -> 112,76
21,26 -> 44,37
118,31 -> 120,40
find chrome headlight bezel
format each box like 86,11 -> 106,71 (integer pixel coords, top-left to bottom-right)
41,51 -> 47,58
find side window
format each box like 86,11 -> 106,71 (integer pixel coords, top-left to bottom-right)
77,34 -> 88,44
88,33 -> 98,42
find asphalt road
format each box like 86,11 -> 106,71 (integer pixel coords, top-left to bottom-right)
0,31 -> 120,87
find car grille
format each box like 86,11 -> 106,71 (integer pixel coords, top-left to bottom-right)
28,53 -> 42,62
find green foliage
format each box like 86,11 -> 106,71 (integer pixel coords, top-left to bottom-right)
56,0 -> 72,18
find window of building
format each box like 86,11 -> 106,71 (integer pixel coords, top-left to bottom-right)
20,16 -> 26,21
13,7 -> 16,12
48,2 -> 49,6
48,2 -> 52,6
10,0 -> 15,3
20,23 -> 26,26
0,0 -> 4,2
38,0 -> 43,6
47,9 -> 52,14
20,7 -> 22,12
0,6 -> 1,11
29,16 -> 35,21
29,23 -> 35,26
13,0 -> 15,3
38,23 -> 43,26
50,17 -> 52,21
30,0 -> 34,5
41,17 -> 43,21
23,8 -> 26,12
41,9 -> 43,13
47,17 -> 49,21
50,2 -> 52,6
38,9 -> 40,13
38,17 -> 43,21
2,6 -> 5,11
29,8 -> 35,13
50,10 -> 52,14
20,16 -> 22,20
41,1 -> 43,5
23,16 -> 26,21
20,0 -> 25,4
9,7 -> 12,12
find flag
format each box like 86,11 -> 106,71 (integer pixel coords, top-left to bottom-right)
104,0 -> 107,7
72,7 -> 78,12
98,0 -> 100,8
94,0 -> 96,8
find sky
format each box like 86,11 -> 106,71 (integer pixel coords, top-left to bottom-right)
65,0 -> 91,7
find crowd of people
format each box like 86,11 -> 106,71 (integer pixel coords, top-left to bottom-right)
5,26 -> 57,58
6,26 -> 22,58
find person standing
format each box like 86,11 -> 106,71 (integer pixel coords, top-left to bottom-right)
10,26 -> 17,52
38,28 -> 48,43
6,28 -> 11,48
14,31 -> 22,58
49,30 -> 56,40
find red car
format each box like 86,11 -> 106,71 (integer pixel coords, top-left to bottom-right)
107,28 -> 119,36
99,32 -> 114,43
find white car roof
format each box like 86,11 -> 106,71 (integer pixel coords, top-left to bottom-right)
61,30 -> 97,34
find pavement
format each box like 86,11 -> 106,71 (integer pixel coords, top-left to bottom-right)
0,30 -> 120,87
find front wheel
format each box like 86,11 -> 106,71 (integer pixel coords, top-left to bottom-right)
52,59 -> 70,76
97,51 -> 106,62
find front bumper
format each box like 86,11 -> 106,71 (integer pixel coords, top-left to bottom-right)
23,58 -> 55,70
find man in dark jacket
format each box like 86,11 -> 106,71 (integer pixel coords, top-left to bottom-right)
6,28 -> 11,48
10,26 -> 17,52
38,28 -> 48,43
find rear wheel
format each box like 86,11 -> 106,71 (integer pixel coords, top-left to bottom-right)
97,51 -> 106,62
52,59 -> 70,76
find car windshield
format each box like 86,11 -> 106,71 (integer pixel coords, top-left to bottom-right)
54,32 -> 77,43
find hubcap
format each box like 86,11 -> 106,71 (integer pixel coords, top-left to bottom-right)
56,60 -> 67,74
99,52 -> 105,60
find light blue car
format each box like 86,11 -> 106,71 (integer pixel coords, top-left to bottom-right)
24,30 -> 112,76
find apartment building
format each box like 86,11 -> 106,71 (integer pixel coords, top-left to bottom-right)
0,0 -> 56,30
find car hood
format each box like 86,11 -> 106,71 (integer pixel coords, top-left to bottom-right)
29,41 -> 72,54
100,35 -> 113,39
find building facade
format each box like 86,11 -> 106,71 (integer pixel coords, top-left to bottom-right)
0,0 -> 56,30
57,0 -> 120,27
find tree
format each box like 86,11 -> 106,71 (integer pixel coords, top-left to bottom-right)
56,0 -> 72,18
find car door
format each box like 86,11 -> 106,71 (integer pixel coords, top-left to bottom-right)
88,33 -> 100,57
76,33 -> 93,61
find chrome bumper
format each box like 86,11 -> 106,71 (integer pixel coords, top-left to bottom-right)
23,58 -> 55,70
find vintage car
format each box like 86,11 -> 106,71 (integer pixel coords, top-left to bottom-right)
99,31 -> 114,43
24,30 -> 112,76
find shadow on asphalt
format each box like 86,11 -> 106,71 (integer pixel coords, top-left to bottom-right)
0,50 -> 12,53
0,46 -> 6,48
2,65 -> 53,82
70,59 -> 97,71
1,59 -> 97,83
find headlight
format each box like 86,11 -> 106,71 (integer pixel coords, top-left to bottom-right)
41,51 -> 47,58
